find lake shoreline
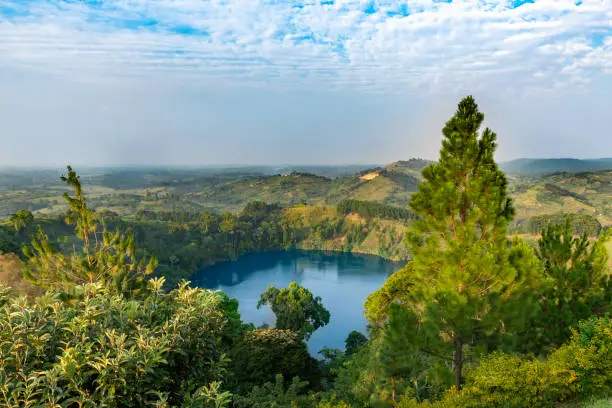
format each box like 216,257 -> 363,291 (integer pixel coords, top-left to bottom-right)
191,250 -> 403,353
192,245 -> 408,279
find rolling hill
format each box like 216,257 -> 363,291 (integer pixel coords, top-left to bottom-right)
1,158 -> 612,228
500,158 -> 612,176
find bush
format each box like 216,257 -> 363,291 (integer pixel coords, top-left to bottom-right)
438,353 -> 577,407
0,279 -> 236,407
434,317 -> 612,408
229,329 -> 321,393
561,317 -> 612,396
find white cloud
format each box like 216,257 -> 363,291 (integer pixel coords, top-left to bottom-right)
0,0 -> 609,93
0,0 -> 611,166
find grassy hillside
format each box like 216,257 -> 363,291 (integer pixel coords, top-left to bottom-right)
509,171 -> 612,227
190,173 -> 332,212
325,159 -> 428,207
0,160 -> 427,219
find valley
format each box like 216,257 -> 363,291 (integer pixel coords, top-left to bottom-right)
2,158 -> 611,289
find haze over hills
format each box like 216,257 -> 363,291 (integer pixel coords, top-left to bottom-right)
5,157 -> 612,178
500,158 -> 612,176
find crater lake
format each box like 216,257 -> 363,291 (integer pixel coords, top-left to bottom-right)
192,251 -> 404,353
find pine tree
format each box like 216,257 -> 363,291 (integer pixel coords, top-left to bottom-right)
382,96 -> 540,387
23,166 -> 157,298
528,217 -> 612,351
9,209 -> 33,233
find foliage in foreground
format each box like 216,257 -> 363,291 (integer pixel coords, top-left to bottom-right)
0,280 -> 237,407
0,166 -> 327,407
368,96 -> 542,391
432,316 -> 612,408
523,218 -> 611,352
336,97 -> 612,407
229,328 -> 320,393
23,165 -> 158,298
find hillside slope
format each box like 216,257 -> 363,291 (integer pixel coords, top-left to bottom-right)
509,171 -> 612,226
501,158 -> 612,176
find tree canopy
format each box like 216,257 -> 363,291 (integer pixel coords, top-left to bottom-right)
22,166 -> 157,298
370,96 -> 541,387
524,217 -> 612,351
258,281 -> 330,341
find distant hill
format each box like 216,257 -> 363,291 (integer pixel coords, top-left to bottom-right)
2,158 -> 611,228
191,172 -> 332,212
500,158 -> 612,176
325,158 -> 432,207
508,170 -> 612,227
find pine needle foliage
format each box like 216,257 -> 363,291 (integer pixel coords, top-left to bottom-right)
23,166 -> 158,298
526,217 -> 612,351
373,96 -> 541,387
8,210 -> 33,233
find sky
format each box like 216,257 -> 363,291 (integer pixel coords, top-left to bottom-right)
0,0 -> 611,166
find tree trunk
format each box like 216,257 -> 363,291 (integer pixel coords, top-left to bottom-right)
454,339 -> 463,389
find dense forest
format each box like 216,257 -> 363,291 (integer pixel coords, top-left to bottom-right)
1,200 -> 411,289
0,97 -> 611,407
513,213 -> 603,236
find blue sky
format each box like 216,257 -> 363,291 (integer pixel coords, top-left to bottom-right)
0,0 -> 611,166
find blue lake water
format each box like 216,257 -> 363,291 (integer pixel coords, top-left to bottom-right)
192,251 -> 403,354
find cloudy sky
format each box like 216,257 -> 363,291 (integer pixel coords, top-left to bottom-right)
0,0 -> 611,166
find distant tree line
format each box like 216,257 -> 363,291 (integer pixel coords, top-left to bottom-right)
288,171 -> 330,181
337,199 -> 418,221
357,167 -> 383,176
514,213 -> 602,236
135,209 -> 203,223
539,183 -> 589,204
392,158 -> 432,170
379,169 -> 421,190
1,202 -> 410,290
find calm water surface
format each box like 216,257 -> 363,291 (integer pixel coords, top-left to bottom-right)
192,251 -> 403,353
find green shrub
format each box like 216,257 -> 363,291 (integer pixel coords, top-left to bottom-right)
434,317 -> 612,408
561,317 -> 612,396
229,328 -> 321,393
437,353 -> 577,407
233,374 -> 310,408
0,279 -> 235,407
